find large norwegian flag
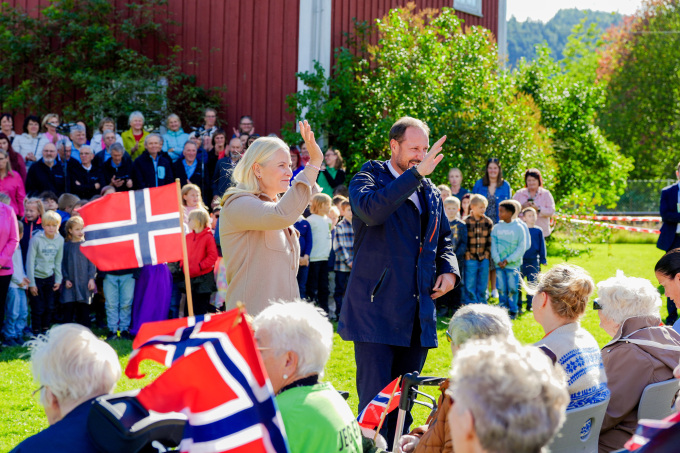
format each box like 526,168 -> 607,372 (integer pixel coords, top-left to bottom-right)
357,377 -> 401,429
77,183 -> 182,271
125,309 -> 290,453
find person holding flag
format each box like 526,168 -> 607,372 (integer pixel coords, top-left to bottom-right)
219,120 -> 323,315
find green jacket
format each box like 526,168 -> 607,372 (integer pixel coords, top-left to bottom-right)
121,128 -> 150,160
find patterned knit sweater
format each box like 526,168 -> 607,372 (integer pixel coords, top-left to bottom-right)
535,322 -> 610,409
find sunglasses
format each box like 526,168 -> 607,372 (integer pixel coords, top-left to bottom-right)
593,299 -> 603,310
487,158 -> 499,164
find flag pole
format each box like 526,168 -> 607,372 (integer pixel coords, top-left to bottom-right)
176,179 -> 194,317
374,376 -> 401,442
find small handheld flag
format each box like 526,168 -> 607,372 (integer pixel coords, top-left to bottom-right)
357,377 -> 402,430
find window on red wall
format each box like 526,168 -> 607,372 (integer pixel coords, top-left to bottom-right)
453,0 -> 483,17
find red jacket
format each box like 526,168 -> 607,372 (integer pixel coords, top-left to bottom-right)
184,227 -> 218,278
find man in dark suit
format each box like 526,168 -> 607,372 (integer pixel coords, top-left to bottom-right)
658,162 -> 680,324
338,117 -> 459,448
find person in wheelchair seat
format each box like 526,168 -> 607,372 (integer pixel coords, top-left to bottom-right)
398,304 -> 513,453
11,324 -> 121,453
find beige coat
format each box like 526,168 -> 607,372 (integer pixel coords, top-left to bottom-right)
220,170 -> 317,316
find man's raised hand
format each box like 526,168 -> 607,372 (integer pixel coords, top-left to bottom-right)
416,135 -> 447,176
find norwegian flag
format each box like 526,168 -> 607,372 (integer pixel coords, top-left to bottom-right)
125,309 -> 289,453
624,412 -> 680,451
77,183 -> 182,271
357,377 -> 401,429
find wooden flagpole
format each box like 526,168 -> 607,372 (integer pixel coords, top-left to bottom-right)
374,376 -> 401,441
176,179 -> 194,317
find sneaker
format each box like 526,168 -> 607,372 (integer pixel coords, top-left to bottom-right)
509,312 -> 517,320
120,331 -> 132,340
106,332 -> 119,341
491,289 -> 499,299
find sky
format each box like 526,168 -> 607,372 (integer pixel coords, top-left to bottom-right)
507,0 -> 644,22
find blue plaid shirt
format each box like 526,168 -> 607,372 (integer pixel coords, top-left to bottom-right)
333,218 -> 354,272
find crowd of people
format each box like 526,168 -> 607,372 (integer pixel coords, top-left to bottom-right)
2,112 -> 680,453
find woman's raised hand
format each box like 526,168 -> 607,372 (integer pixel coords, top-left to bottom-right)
298,120 -> 323,167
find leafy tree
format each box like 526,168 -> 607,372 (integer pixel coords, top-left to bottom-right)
286,5 -> 555,190
0,0 -> 223,131
597,0 -> 680,178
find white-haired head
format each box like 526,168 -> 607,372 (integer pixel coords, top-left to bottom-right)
128,111 -> 144,125
447,337 -> 569,453
252,300 -> 333,377
27,324 -> 121,407
447,304 -> 513,347
597,270 -> 662,325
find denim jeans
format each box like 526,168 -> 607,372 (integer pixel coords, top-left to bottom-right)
521,259 -> 541,310
297,264 -> 309,299
464,259 -> 489,305
104,273 -> 135,332
3,287 -> 28,339
496,267 -> 520,314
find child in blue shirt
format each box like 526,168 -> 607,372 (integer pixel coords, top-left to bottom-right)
491,201 -> 526,318
521,207 -> 547,311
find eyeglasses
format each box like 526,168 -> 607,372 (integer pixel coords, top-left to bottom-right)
32,385 -> 44,398
445,330 -> 452,343
593,299 -> 603,310
240,122 -> 253,126
487,158 -> 499,164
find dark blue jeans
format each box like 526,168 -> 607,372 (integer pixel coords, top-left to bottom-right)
29,275 -> 55,333
334,271 -> 350,316
297,264 -> 309,299
521,258 -> 541,310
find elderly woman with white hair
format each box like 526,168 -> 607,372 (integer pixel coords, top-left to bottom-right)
597,271 -> 680,453
11,324 -> 121,452
253,300 -> 362,453
398,304 -> 514,453
446,336 -> 569,453
220,121 -> 323,315
121,111 -> 150,160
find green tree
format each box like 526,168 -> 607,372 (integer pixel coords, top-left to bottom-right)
0,0 -> 223,130
598,0 -> 680,178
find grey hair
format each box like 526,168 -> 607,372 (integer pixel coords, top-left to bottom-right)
144,133 -> 163,147
128,111 -> 144,124
167,113 -> 181,125
448,304 -> 513,346
597,270 -> 662,325
27,324 -> 121,407
448,337 -> 569,453
102,129 -> 115,138
109,142 -> 125,154
252,300 -> 333,377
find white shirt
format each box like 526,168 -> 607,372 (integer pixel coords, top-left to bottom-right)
387,160 -> 421,213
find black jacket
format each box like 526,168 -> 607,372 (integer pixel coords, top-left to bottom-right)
212,157 -> 237,199
173,155 -> 214,205
25,159 -> 66,197
132,151 -> 174,189
69,164 -> 106,199
102,159 -> 135,192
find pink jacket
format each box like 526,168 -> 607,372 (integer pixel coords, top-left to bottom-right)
0,170 -> 25,217
514,187 -> 556,237
0,203 -> 19,276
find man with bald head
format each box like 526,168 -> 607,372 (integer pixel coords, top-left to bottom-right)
26,143 -> 66,197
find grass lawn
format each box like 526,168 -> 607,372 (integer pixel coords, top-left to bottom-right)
0,242 -> 667,450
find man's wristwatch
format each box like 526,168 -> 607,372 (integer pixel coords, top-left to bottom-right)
410,166 -> 424,181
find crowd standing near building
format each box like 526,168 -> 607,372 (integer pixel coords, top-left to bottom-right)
5,110 -> 680,453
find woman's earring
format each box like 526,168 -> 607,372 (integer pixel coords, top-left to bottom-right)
283,374 -> 288,380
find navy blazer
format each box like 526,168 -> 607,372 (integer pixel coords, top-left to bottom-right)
338,161 -> 459,348
658,183 -> 680,252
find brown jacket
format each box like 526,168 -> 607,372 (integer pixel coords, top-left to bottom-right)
598,315 -> 680,453
410,380 -> 453,453
219,170 -> 318,316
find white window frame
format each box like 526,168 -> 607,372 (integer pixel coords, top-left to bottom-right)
453,0 -> 483,17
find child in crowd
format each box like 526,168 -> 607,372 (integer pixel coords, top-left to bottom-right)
294,214 -> 313,299
20,197 -> 44,266
182,209 -> 218,315
491,201 -> 526,319
26,210 -> 64,334
61,216 -> 96,327
437,184 -> 452,200
440,196 -> 467,315
460,193 -> 471,218
182,183 -> 208,232
521,207 -> 547,311
3,221 -> 30,346
103,265 -> 137,340
57,193 -> 79,235
464,194 -> 493,305
306,193 -> 333,316
100,185 -> 116,196
39,191 -> 59,212
333,200 -> 354,320
448,167 -> 469,200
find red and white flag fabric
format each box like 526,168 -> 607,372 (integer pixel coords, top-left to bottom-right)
77,183 -> 182,271
125,309 -> 290,453
356,377 -> 401,429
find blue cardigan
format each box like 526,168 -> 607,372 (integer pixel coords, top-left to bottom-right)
338,161 -> 459,348
472,179 -> 512,223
